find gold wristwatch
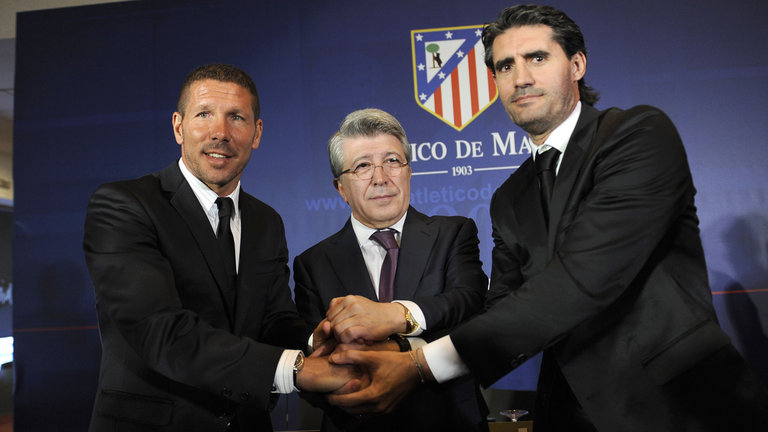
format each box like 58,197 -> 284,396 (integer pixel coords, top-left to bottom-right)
293,352 -> 305,388
402,305 -> 419,334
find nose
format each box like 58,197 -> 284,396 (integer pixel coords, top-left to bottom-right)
514,64 -> 534,88
211,117 -> 230,141
371,165 -> 388,185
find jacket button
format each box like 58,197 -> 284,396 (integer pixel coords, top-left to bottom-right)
239,392 -> 250,401
222,387 -> 232,397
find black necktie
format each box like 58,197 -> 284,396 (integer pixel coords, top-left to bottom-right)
370,230 -> 399,303
215,197 -> 237,280
535,147 -> 560,227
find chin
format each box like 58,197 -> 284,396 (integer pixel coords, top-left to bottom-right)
516,116 -> 552,136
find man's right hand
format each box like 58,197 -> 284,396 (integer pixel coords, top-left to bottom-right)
295,356 -> 366,394
326,349 -> 426,413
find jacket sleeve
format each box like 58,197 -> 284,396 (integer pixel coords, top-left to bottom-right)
293,252 -> 327,327
413,217 -> 488,339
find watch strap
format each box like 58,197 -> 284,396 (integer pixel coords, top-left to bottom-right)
388,334 -> 411,352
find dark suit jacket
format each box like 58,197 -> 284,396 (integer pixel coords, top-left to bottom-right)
294,207 -> 489,432
451,105 -> 768,431
84,162 -> 311,432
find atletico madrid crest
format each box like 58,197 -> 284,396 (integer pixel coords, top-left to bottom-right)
411,25 -> 498,131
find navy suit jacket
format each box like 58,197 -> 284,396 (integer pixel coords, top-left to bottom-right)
294,207 -> 489,432
452,105 -> 768,431
84,162 -> 311,431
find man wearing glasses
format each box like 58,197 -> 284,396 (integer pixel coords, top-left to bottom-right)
294,108 -> 489,431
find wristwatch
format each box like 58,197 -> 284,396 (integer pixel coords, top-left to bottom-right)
388,334 -> 411,352
292,352 -> 305,388
402,305 -> 419,334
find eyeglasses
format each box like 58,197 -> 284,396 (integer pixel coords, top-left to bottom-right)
338,157 -> 409,180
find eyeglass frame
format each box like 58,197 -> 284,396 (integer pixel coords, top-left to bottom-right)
337,157 -> 410,181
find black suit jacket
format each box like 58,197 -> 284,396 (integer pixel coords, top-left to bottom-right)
294,207 -> 489,432
84,162 -> 311,431
452,105 -> 768,431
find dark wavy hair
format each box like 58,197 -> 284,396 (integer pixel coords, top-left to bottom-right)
176,63 -> 261,119
482,4 -> 599,106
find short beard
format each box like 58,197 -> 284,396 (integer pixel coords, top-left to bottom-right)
515,117 -> 556,136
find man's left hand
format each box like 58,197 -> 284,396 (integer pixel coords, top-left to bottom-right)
326,349 -> 422,413
326,295 -> 405,344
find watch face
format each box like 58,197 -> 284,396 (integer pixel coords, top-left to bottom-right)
405,310 -> 418,333
294,352 -> 305,370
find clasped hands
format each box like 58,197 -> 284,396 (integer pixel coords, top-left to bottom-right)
304,295 -> 431,414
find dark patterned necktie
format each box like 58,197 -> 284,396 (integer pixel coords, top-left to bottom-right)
370,229 -> 399,303
535,147 -> 561,228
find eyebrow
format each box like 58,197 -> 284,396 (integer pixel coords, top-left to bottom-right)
350,150 -> 404,165
192,103 -> 250,117
494,49 -> 550,71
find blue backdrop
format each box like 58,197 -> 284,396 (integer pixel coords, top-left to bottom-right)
12,0 -> 768,430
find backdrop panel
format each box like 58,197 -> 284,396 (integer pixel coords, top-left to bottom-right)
13,0 -> 768,429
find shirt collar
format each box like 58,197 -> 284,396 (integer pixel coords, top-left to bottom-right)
350,210 -> 407,247
178,158 -> 241,216
535,101 -> 582,157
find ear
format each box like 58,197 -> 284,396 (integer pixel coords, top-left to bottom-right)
172,112 -> 184,145
571,51 -> 587,81
251,118 -> 263,150
334,178 -> 349,204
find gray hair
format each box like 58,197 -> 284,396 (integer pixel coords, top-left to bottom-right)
328,108 -> 411,178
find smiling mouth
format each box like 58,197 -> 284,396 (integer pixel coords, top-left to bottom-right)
205,152 -> 231,159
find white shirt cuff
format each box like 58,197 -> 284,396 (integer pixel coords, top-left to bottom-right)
273,349 -> 301,393
422,335 -> 469,383
394,300 -> 425,335
406,337 -> 427,351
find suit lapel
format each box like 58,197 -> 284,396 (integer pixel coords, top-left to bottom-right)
233,193 -> 269,330
548,105 -> 601,253
395,208 -> 437,300
159,163 -> 235,325
326,220 -> 378,301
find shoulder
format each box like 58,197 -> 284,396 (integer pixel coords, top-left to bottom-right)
239,191 -> 284,225
406,210 -> 479,240
598,105 -> 678,139
583,105 -> 691,193
88,172 -> 163,209
596,105 -> 683,156
415,212 -> 476,230
295,220 -> 352,263
88,161 -> 181,204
